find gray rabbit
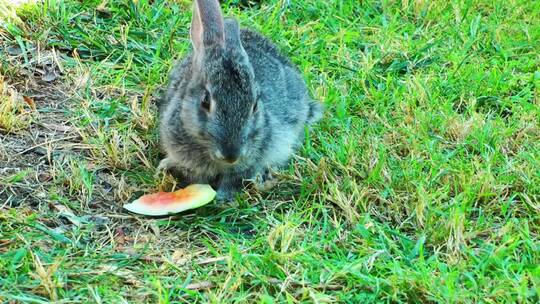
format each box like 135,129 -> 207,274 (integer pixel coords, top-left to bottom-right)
158,0 -> 322,201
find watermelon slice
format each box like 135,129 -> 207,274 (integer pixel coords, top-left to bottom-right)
123,184 -> 216,216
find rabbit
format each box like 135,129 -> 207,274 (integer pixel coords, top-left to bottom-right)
158,0 -> 323,201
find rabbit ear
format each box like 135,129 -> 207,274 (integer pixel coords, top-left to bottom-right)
223,18 -> 244,51
191,0 -> 225,54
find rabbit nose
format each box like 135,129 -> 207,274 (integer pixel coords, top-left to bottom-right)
214,149 -> 240,164
224,156 -> 238,164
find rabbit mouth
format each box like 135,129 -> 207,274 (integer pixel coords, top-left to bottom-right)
212,157 -> 241,167
217,159 -> 239,166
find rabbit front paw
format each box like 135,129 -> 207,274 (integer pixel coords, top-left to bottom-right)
154,157 -> 175,178
215,175 -> 243,203
253,169 -> 277,191
156,157 -> 175,173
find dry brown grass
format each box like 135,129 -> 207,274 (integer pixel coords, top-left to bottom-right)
0,74 -> 34,133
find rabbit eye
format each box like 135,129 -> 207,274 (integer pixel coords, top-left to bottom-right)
201,91 -> 211,112
251,101 -> 258,114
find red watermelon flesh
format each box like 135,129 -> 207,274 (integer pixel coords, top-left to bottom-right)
123,184 -> 216,216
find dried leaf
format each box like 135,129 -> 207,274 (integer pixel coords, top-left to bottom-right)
38,173 -> 52,182
115,227 -> 126,245
42,123 -> 72,133
22,95 -> 36,110
52,204 -> 82,227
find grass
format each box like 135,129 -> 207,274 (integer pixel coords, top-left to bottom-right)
0,73 -> 33,132
0,0 -> 539,302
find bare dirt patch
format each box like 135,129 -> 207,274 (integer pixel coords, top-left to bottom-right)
0,73 -> 80,203
0,44 -> 97,207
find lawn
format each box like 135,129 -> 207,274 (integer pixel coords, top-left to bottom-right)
0,0 -> 539,302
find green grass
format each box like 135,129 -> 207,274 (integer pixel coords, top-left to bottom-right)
1,0 -> 539,302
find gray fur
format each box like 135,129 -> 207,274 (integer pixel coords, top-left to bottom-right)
159,0 -> 323,200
